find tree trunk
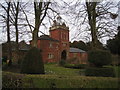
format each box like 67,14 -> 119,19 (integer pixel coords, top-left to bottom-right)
15,2 -> 19,51
91,2 -> 97,48
32,1 -> 50,47
86,1 -> 97,49
31,1 -> 42,47
14,2 -> 20,64
7,2 -> 12,66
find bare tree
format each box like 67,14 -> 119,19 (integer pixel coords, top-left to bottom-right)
7,2 -> 12,66
0,1 -> 13,66
11,2 -> 19,51
63,0 -> 117,48
30,1 -> 50,47
0,2 -> 13,66
0,1 -> 32,65
86,1 -> 97,48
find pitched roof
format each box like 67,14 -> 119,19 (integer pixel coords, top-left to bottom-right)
70,48 -> 86,53
38,35 -> 59,42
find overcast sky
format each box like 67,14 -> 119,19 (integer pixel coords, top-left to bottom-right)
0,0 -> 120,44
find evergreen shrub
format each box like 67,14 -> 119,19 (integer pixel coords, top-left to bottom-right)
88,49 -> 112,67
85,67 -> 115,77
21,47 -> 44,74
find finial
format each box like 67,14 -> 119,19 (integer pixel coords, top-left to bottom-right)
53,20 -> 57,26
57,15 -> 62,25
62,22 -> 66,27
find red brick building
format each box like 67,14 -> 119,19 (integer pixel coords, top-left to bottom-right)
37,16 -> 88,64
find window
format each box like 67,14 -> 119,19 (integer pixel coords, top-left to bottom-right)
74,53 -> 77,57
61,32 -> 62,39
48,54 -> 54,59
66,34 -> 68,40
64,33 -> 65,40
62,43 -> 67,47
49,43 -> 52,48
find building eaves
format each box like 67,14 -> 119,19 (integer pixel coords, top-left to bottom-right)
38,35 -> 59,42
70,48 -> 86,53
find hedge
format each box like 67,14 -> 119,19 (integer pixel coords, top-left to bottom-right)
21,47 -> 44,74
88,49 -> 112,67
64,64 -> 87,69
2,71 -> 118,88
85,67 -> 116,77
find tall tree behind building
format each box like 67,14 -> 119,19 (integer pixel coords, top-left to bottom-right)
4,2 -> 12,66
64,0 -> 117,48
32,1 -> 50,47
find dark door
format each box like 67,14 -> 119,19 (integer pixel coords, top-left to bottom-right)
61,50 -> 67,60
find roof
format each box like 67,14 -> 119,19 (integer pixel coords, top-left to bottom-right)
38,35 -> 59,42
2,41 -> 30,51
70,48 -> 86,53
18,41 -> 30,50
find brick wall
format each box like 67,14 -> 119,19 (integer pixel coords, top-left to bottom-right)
69,52 -> 88,64
50,28 -> 69,60
37,40 -> 60,63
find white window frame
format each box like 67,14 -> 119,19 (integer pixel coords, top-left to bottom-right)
48,53 -> 54,59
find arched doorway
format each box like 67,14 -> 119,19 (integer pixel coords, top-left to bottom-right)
61,50 -> 67,60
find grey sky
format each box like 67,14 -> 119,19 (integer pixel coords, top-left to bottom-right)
0,0 -> 120,44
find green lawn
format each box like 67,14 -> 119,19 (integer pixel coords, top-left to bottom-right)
45,64 -> 120,77
44,64 -> 82,76
2,64 -> 120,88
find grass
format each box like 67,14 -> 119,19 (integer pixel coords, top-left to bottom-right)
45,64 -> 120,77
2,63 -> 120,88
2,71 -> 119,88
44,64 -> 81,76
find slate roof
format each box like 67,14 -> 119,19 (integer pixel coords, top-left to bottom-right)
70,48 -> 86,53
38,35 -> 59,42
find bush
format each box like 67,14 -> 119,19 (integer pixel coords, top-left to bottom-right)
3,71 -> 118,88
59,60 -> 66,66
63,64 -> 75,68
64,64 -> 87,69
88,49 -> 112,67
85,67 -> 115,77
75,64 -> 87,69
2,56 -> 8,63
20,47 -> 44,74
2,73 -> 23,88
111,55 -> 120,66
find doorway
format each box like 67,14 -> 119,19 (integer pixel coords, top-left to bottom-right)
61,50 -> 67,60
